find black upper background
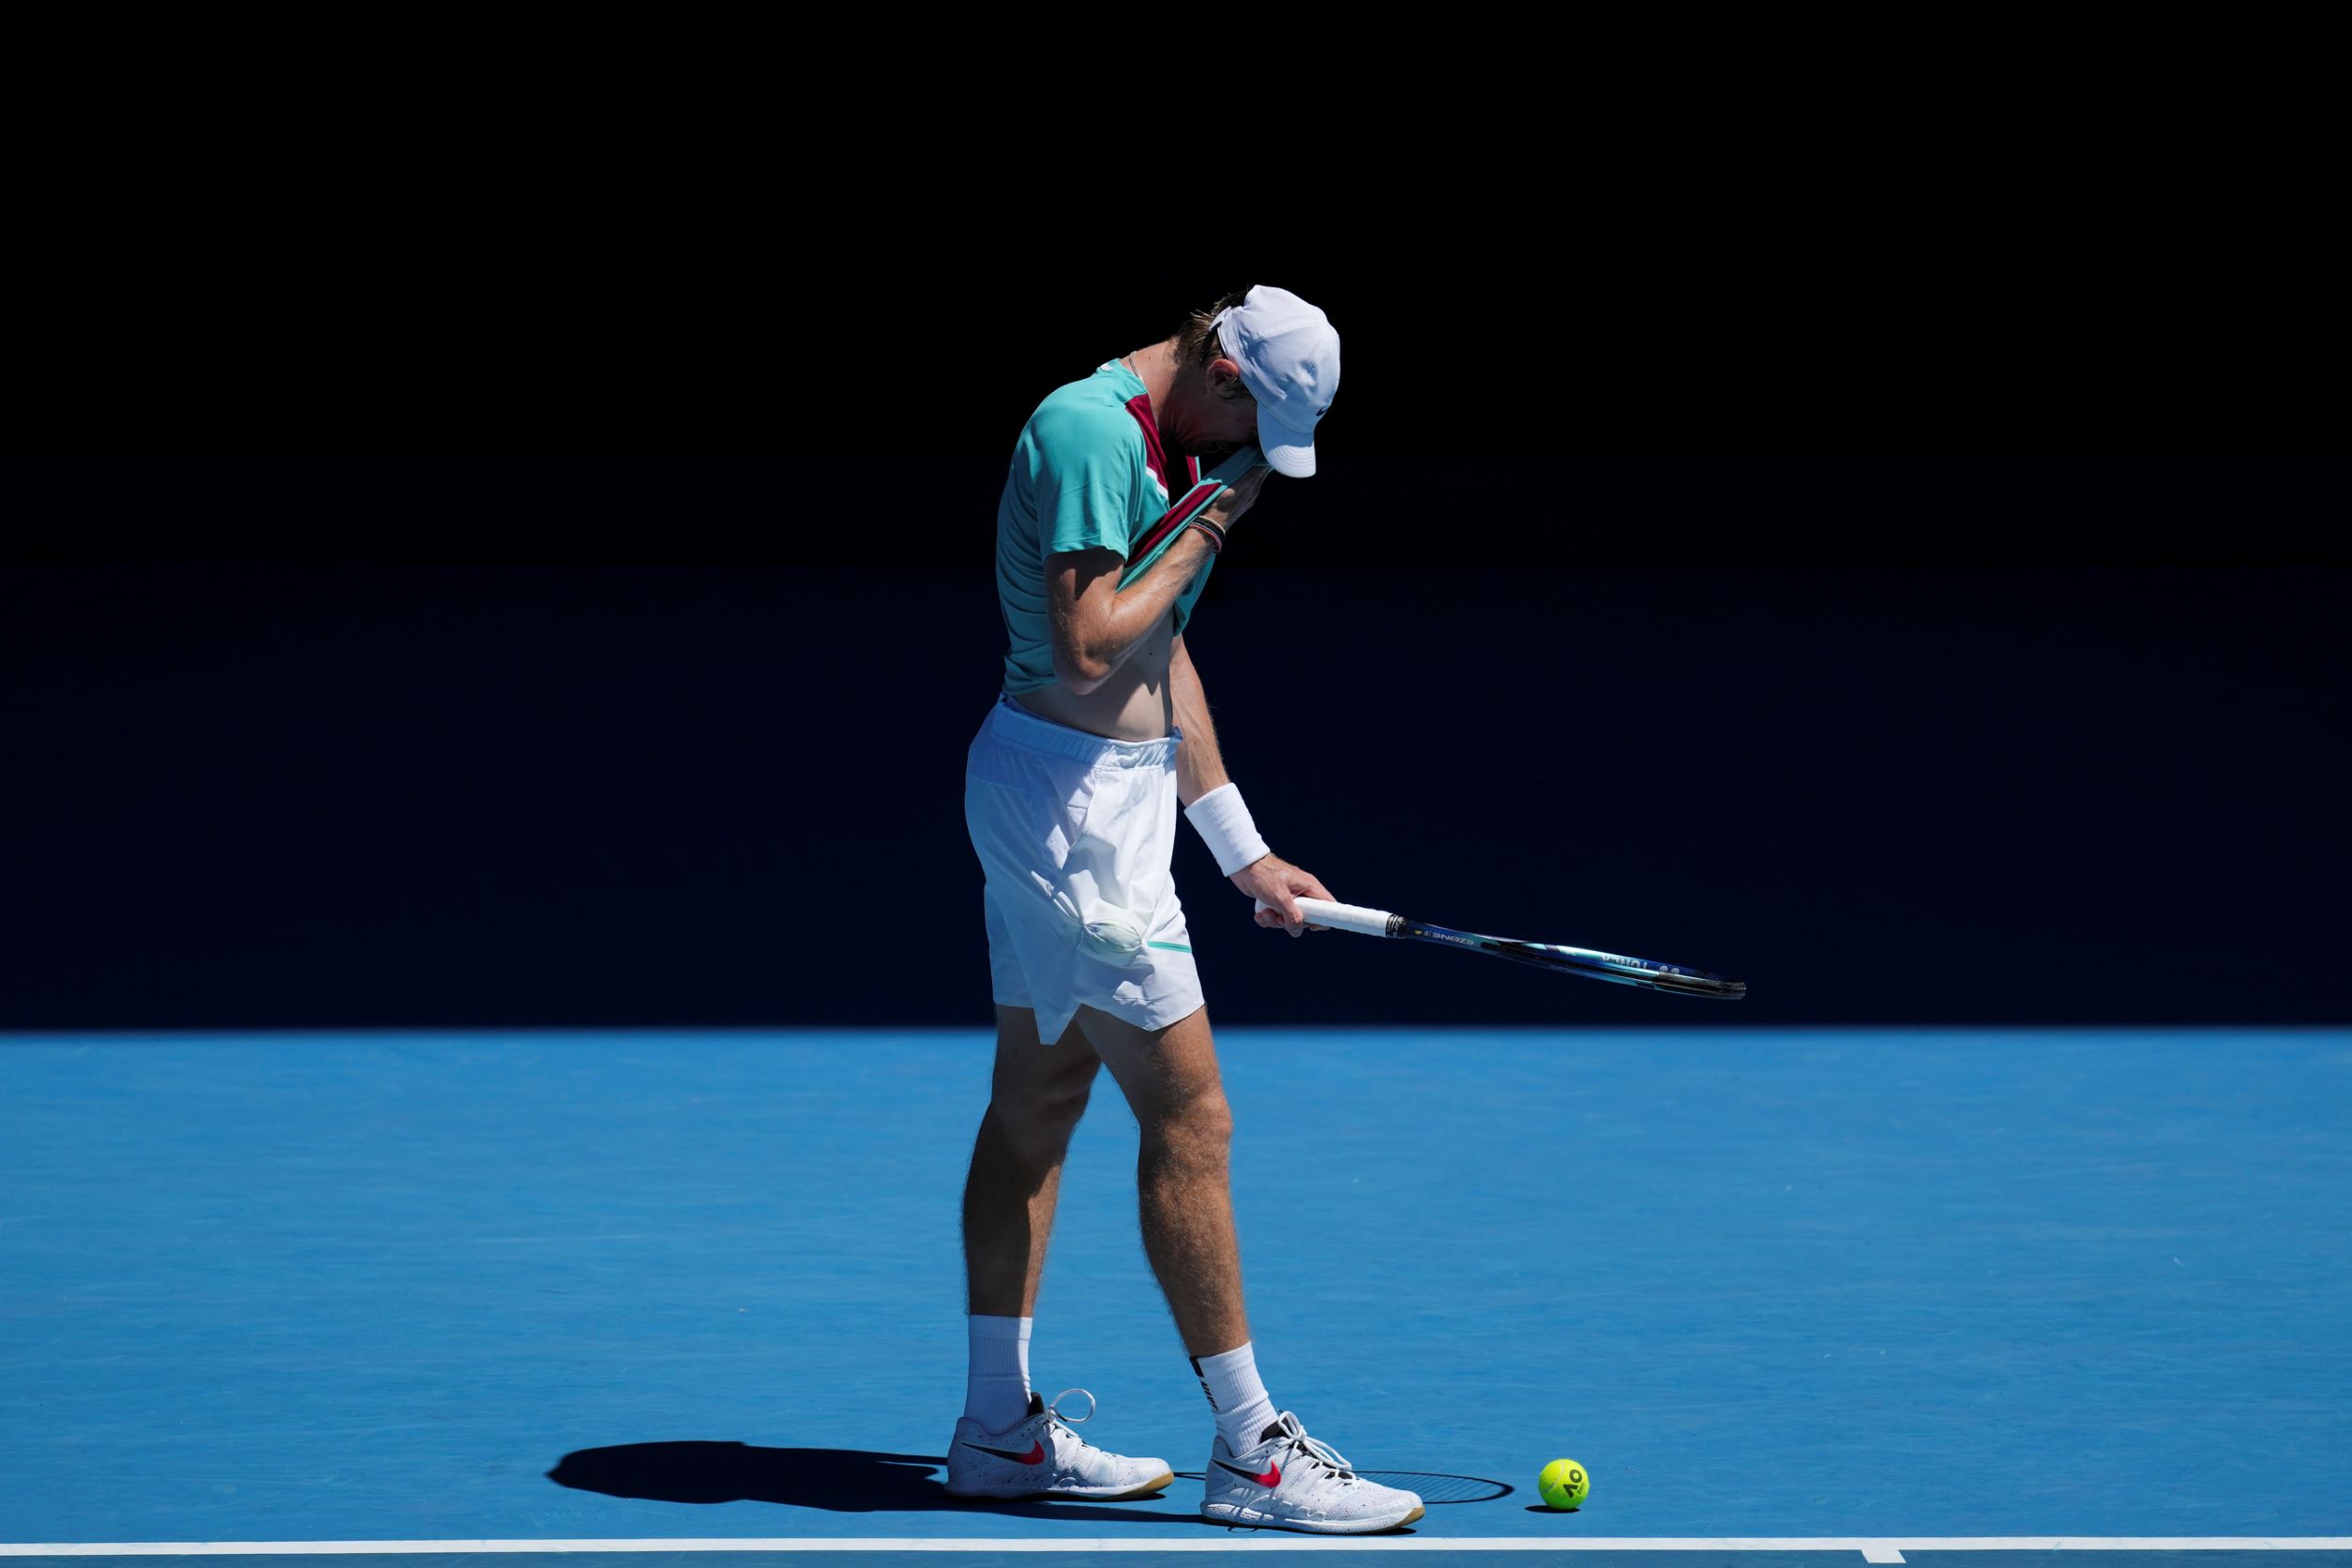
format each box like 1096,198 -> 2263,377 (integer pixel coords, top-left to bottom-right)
4,221 -> 2345,1029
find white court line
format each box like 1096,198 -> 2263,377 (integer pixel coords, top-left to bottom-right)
6,1542 -> 2352,1562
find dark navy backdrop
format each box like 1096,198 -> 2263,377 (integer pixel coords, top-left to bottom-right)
4,533 -> 2344,1029
5,257 -> 2344,1028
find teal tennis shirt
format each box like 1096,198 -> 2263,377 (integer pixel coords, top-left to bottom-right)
995,358 -> 1255,696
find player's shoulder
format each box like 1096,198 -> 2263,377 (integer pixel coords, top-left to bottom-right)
1024,365 -> 1148,456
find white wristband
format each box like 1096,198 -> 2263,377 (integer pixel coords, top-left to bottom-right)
1185,782 -> 1272,878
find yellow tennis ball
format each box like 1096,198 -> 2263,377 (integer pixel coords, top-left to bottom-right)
1538,1456 -> 1589,1510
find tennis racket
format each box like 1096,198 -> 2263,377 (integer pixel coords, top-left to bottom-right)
1273,896 -> 1746,1000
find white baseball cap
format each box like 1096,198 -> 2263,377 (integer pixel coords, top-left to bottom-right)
1211,284 -> 1340,477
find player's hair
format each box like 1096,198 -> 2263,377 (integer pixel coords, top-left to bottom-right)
1176,289 -> 1256,402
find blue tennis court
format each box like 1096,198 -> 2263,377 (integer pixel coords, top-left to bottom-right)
3,1026 -> 2346,1566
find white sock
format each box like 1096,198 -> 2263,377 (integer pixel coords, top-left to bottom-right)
964,1314 -> 1033,1435
1192,1341 -> 1280,1455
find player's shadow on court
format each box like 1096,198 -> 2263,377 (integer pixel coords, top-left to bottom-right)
550,1441 -> 1180,1523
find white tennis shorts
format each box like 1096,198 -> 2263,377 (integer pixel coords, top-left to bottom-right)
964,694 -> 1203,1046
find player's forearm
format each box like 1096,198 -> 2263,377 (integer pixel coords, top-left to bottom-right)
1174,641 -> 1279,882
1061,531 -> 1215,690
1169,637 -> 1232,807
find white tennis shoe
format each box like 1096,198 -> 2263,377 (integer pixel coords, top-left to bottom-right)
943,1388 -> 1174,1500
1199,1410 -> 1425,1533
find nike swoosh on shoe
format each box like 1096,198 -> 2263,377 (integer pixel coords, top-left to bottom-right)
1213,1457 -> 1282,1485
963,1440 -> 1047,1464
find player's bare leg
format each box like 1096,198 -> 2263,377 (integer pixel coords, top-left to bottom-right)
1077,1001 -> 1423,1533
948,1003 -> 1170,1500
963,1004 -> 1101,1317
1072,1003 -> 1249,1354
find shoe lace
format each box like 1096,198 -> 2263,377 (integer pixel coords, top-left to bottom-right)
1043,1387 -> 1096,1431
1272,1412 -> 1357,1484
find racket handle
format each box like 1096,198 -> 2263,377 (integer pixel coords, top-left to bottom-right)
1283,896 -> 1400,937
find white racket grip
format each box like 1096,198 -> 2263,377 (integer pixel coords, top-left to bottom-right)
1255,896 -> 1397,937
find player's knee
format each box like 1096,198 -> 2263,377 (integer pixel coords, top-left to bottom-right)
1037,1074 -> 1095,1135
989,1078 -> 1093,1164
1149,1086 -> 1233,1166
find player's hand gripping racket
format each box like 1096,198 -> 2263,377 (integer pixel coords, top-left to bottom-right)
1270,897 -> 1747,1000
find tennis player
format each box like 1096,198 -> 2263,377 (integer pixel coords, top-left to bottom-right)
953,285 -> 1425,1533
